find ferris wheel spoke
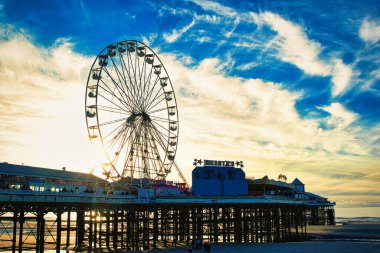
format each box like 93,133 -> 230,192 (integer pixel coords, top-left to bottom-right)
142,76 -> 160,110
107,124 -> 128,155
137,63 -> 151,111
139,60 -> 154,110
99,76 -> 133,111
153,122 -> 169,138
139,54 -> 148,94
140,64 -> 154,109
148,127 -> 171,159
136,49 -> 153,111
146,94 -> 166,113
149,115 -> 172,123
145,140 -> 161,177
101,69 -> 131,108
118,53 -> 141,108
148,107 -> 168,114
98,116 -> 129,127
97,87 -> 131,114
104,121 -> 128,142
110,122 -> 140,168
123,123 -> 144,178
147,130 -> 166,155
97,105 -> 130,115
108,56 -> 139,109
101,68 -> 136,111
150,119 -> 170,133
139,136 -> 150,178
105,122 -> 130,148
135,51 -> 144,108
149,123 -> 170,146
145,84 -> 165,111
117,54 -> 134,99
110,125 -> 132,170
146,128 -> 165,161
126,51 -> 140,109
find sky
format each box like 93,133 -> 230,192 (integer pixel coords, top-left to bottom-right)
0,0 -> 380,217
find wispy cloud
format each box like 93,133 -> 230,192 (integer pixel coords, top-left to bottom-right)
158,6 -> 192,17
224,16 -> 240,38
249,12 -> 355,97
141,33 -> 157,45
189,1 -> 355,98
190,0 -> 237,18
250,12 -> 330,76
163,19 -> 197,43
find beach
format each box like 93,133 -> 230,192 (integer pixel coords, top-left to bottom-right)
147,221 -> 380,253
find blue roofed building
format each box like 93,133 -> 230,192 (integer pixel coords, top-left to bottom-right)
191,160 -> 248,196
292,178 -> 305,199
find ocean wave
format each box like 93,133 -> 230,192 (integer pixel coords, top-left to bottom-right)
335,217 -> 380,223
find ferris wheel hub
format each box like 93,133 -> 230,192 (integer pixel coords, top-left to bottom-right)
127,112 -> 151,125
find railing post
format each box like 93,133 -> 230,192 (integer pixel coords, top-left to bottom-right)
18,212 -> 24,253
12,212 -> 18,253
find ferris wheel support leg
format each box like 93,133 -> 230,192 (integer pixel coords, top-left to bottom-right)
173,161 -> 189,188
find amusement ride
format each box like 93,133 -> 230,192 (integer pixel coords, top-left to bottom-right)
85,40 -> 187,187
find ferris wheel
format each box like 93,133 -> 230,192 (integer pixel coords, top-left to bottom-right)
85,40 -> 179,186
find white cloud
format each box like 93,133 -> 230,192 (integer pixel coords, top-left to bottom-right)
320,102 -> 358,129
163,19 -> 196,43
0,30 -> 104,173
331,59 -> 352,96
158,6 -> 192,17
359,19 -> 380,44
224,16 -> 240,38
249,12 -> 355,97
362,67 -> 380,90
190,0 -> 237,18
161,54 -> 369,166
250,12 -> 330,76
187,1 -> 356,97
236,61 -> 258,71
141,33 -> 157,45
196,36 -> 212,43
155,53 -> 380,200
195,14 -> 221,24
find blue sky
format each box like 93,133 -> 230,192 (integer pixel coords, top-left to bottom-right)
0,0 -> 380,216
3,0 -> 379,124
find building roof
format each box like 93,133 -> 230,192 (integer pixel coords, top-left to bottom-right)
0,163 -> 106,184
247,176 -> 294,190
304,191 -> 327,200
292,178 -> 304,185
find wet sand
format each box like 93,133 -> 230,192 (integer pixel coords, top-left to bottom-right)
148,241 -> 379,253
1,222 -> 379,252
307,221 -> 380,240
148,222 -> 380,253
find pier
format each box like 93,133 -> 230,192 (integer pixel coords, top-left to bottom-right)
0,189 -> 334,252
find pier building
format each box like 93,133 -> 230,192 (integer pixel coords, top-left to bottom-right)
192,160 -> 248,195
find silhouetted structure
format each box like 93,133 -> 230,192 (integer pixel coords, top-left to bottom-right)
0,162 -> 335,252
